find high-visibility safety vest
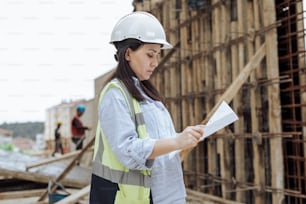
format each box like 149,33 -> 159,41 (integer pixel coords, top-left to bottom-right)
92,78 -> 151,204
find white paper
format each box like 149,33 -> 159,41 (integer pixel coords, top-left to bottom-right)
200,101 -> 238,140
169,101 -> 238,159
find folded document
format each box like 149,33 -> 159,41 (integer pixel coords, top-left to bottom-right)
169,101 -> 238,159
200,100 -> 238,140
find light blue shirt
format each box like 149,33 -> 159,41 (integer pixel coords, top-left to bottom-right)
99,78 -> 186,204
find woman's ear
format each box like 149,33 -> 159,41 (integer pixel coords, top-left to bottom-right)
125,48 -> 131,61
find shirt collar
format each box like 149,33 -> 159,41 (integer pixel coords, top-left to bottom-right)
131,77 -> 153,102
132,76 -> 141,88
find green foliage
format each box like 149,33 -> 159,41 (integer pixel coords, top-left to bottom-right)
0,143 -> 15,151
0,122 -> 44,140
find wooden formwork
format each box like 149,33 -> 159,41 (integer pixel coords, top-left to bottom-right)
134,0 -> 306,204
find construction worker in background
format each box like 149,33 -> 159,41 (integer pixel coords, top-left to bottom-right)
71,104 -> 91,151
52,121 -> 64,156
90,11 -> 203,204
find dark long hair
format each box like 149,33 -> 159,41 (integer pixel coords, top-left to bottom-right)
107,39 -> 165,104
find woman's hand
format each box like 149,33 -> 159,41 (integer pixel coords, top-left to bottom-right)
175,125 -> 204,150
148,125 -> 205,159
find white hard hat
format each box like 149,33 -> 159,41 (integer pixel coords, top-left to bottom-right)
110,11 -> 173,49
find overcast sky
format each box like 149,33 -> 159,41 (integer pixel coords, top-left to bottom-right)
1,1 -> 305,124
0,0 -> 133,124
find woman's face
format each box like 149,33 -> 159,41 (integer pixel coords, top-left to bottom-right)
125,43 -> 161,81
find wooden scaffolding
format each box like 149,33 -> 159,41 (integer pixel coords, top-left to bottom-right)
134,0 -> 306,203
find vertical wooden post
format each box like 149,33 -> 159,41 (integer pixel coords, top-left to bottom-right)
230,18 -> 239,201
143,0 -> 151,11
252,1 -> 266,203
210,0 -> 220,196
219,2 -> 232,200
169,0 -> 179,129
180,0 -> 191,187
203,2 -> 215,195
263,1 -> 284,203
180,0 -> 188,129
190,10 -> 201,191
235,0 -> 246,202
295,0 -> 306,159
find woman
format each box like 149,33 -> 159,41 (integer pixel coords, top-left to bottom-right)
90,11 -> 203,204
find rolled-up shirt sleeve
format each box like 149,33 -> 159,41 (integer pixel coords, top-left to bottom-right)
99,87 -> 155,170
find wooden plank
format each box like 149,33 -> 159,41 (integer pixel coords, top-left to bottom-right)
207,44 -> 266,120
0,198 -> 47,204
0,168 -> 88,189
26,148 -> 93,170
180,44 -> 266,161
55,185 -> 90,204
0,189 -> 45,199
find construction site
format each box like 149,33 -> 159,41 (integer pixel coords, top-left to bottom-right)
0,0 -> 306,203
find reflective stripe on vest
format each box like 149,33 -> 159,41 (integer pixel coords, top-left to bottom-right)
92,79 -> 151,203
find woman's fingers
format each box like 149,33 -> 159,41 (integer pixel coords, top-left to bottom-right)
186,126 -> 204,140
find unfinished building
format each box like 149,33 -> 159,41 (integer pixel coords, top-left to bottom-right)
132,0 -> 306,203
1,0 -> 305,203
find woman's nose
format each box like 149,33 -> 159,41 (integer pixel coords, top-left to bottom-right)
151,56 -> 159,68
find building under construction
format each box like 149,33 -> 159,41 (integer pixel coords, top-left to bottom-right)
1,0 -> 305,203
121,0 -> 306,203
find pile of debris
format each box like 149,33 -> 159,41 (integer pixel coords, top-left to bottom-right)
0,137 -> 94,204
